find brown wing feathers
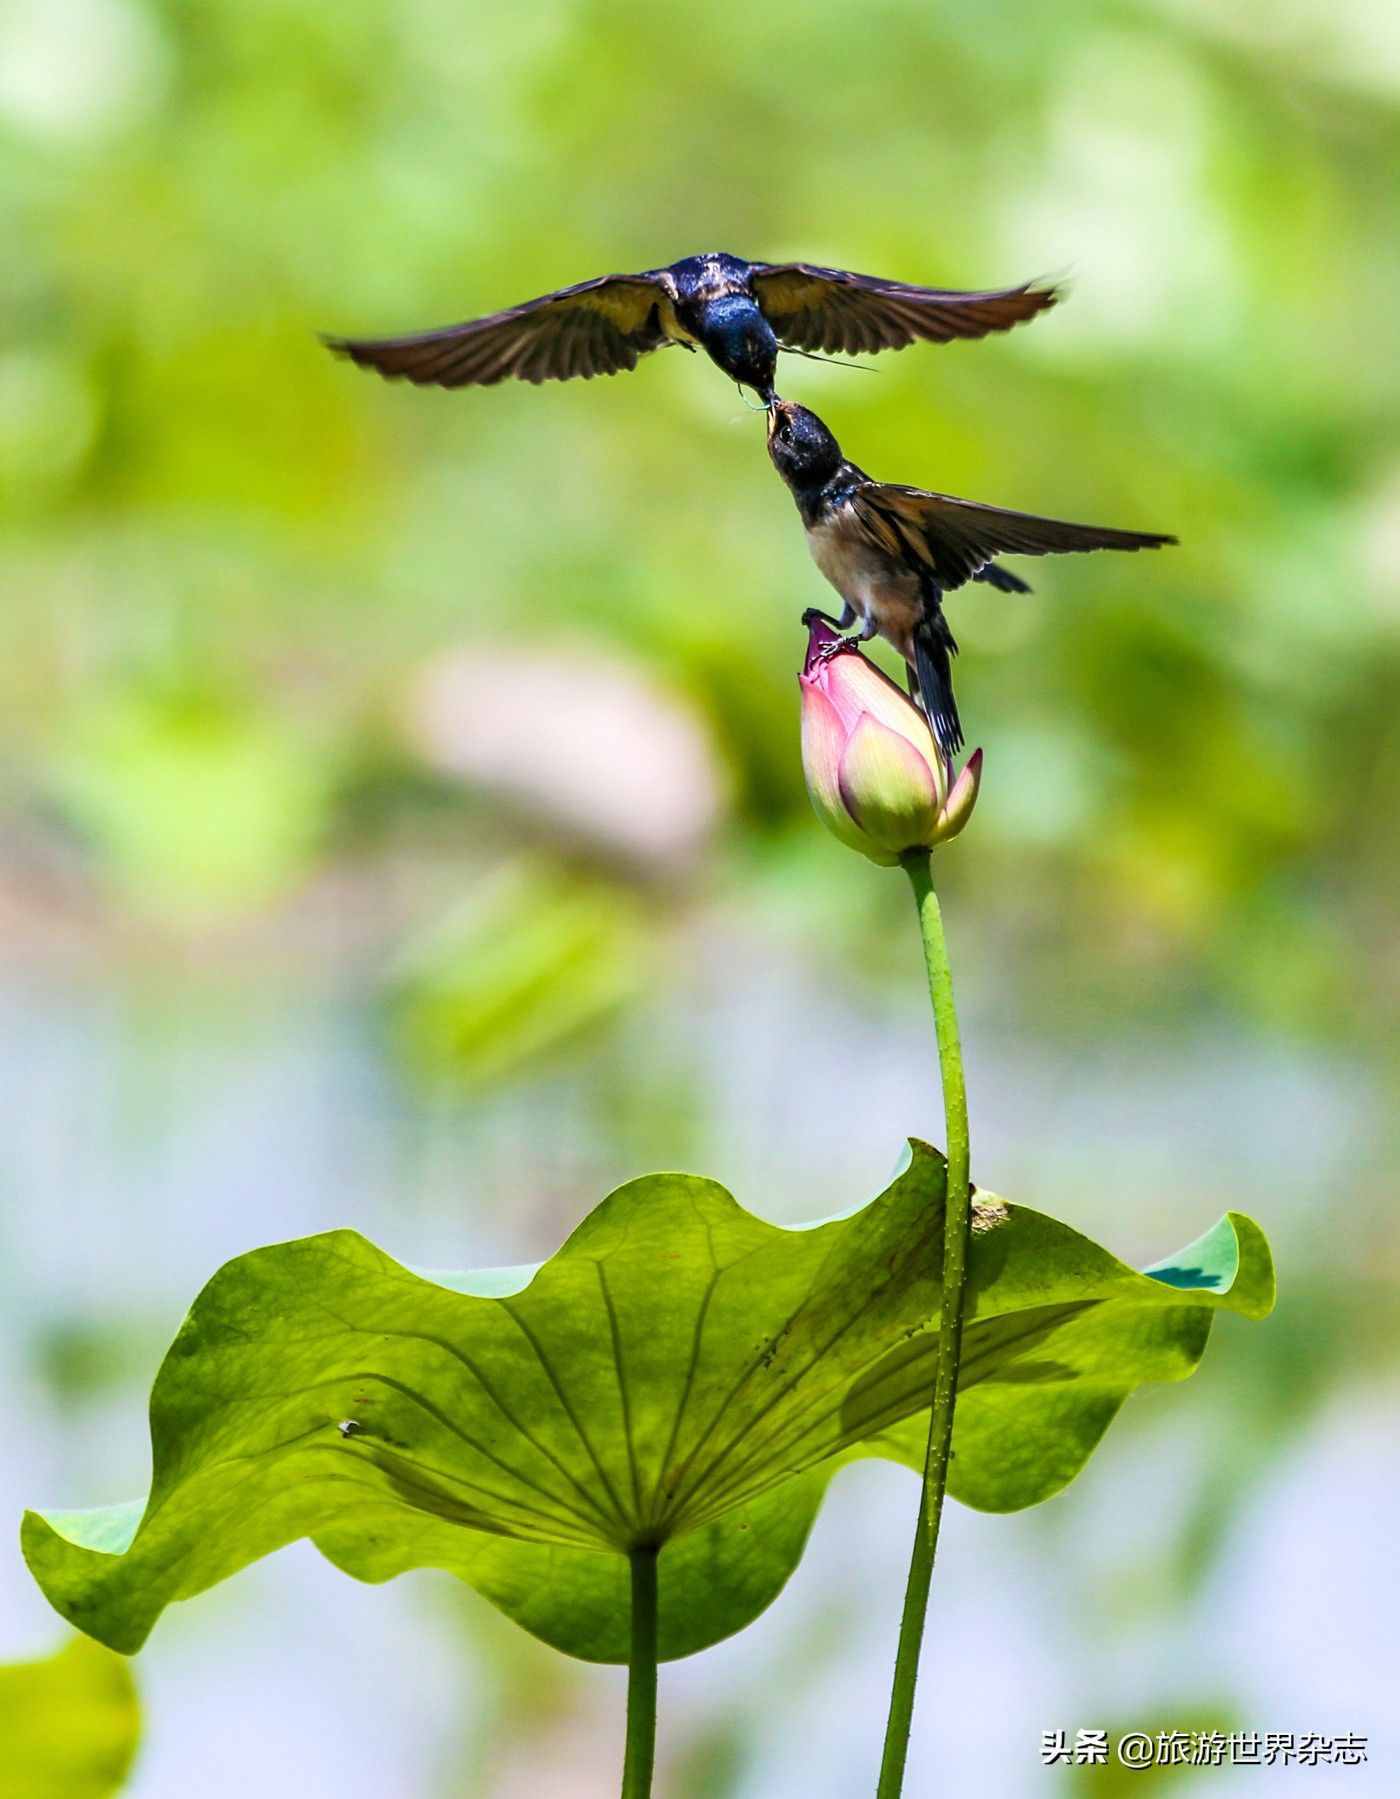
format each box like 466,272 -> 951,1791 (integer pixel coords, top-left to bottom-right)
854,484 -> 1176,590
324,274 -> 666,388
752,265 -> 1058,355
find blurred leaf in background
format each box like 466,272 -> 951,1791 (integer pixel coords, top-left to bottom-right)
386,860 -> 651,1091
0,1637 -> 140,1799
49,676 -> 333,920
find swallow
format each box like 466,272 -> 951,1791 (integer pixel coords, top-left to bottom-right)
766,400 -> 1176,758
323,252 -> 1058,403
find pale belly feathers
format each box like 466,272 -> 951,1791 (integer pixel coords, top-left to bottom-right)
806,506 -> 924,659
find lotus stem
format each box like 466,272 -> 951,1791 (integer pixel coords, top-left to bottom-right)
621,1544 -> 659,1798
876,852 -> 972,1797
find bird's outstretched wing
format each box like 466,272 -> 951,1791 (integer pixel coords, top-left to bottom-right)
850,482 -> 1176,591
324,271 -> 673,387
750,265 -> 1058,355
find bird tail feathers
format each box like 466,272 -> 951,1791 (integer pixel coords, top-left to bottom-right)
973,562 -> 1032,595
912,620 -> 964,760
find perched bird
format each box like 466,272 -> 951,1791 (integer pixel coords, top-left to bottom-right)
766,400 -> 1176,757
324,252 -> 1057,403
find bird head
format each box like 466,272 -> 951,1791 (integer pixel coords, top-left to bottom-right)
766,400 -> 842,488
703,295 -> 778,401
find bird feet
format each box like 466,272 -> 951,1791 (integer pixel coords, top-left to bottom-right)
801,609 -> 862,663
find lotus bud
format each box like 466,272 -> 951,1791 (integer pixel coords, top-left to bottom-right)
799,618 -> 982,866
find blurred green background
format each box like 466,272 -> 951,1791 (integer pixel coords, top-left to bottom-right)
2,0 -> 1396,1793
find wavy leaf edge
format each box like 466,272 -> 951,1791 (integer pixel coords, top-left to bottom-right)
22,1142 -> 1274,1663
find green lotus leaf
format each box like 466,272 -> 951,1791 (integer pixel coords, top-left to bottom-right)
22,1144 -> 1273,1663
0,1636 -> 140,1797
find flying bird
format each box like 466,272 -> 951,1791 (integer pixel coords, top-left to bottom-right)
324,252 -> 1058,403
766,400 -> 1176,758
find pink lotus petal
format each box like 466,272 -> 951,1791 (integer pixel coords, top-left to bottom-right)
800,684 -> 872,857
837,714 -> 940,858
800,620 -> 944,789
935,747 -> 983,844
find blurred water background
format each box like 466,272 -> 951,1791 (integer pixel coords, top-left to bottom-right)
2,0 -> 1398,1792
